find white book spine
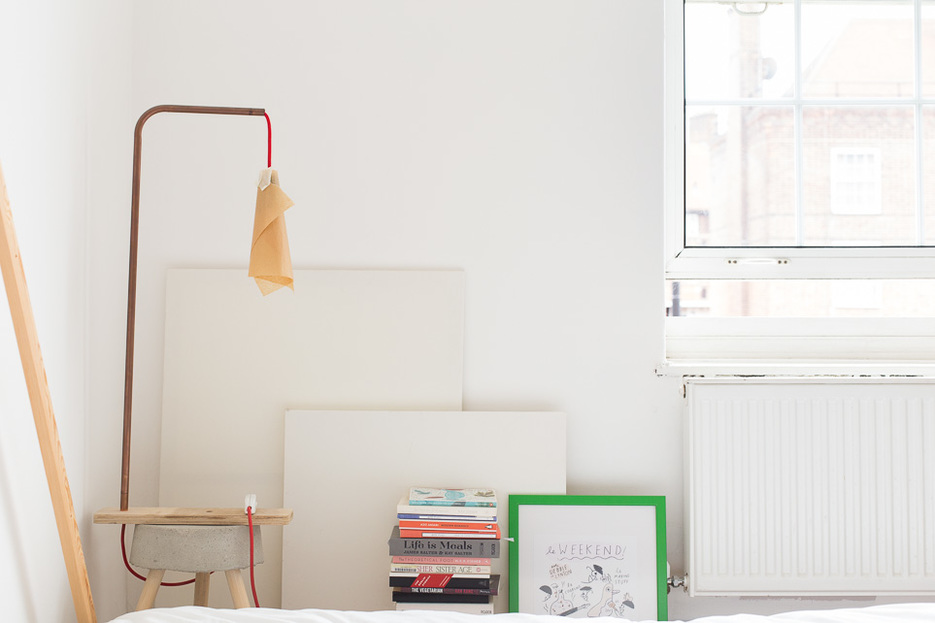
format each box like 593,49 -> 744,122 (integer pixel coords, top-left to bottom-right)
395,602 -> 494,615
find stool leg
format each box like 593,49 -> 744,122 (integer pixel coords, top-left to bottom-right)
194,572 -> 210,606
225,568 -> 251,608
136,569 -> 165,611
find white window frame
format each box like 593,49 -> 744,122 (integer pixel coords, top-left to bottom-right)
665,0 -> 935,280
663,0 -> 935,367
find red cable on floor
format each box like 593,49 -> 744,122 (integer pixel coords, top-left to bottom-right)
120,524 -> 197,587
247,506 -> 260,607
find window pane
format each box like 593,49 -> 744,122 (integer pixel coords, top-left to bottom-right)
686,106 -> 795,247
666,280 -> 935,318
925,106 -> 935,244
802,0 -> 914,98
685,1 -> 795,100
923,1 -> 935,97
802,106 -> 915,245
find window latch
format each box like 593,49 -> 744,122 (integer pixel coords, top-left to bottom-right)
727,258 -> 789,265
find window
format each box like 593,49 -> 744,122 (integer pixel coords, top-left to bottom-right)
664,0 -> 935,364
830,148 -> 882,215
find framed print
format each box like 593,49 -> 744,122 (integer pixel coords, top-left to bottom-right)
509,495 -> 667,620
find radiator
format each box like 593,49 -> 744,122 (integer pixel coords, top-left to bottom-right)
686,378 -> 935,596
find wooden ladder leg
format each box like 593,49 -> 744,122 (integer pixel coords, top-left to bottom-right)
225,569 -> 251,608
194,572 -> 210,606
135,569 -> 165,611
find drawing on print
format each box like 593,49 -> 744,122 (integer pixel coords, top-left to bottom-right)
536,543 -> 636,618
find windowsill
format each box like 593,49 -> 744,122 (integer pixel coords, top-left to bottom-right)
656,359 -> 935,378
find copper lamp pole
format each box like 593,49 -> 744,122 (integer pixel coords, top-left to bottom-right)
120,105 -> 266,511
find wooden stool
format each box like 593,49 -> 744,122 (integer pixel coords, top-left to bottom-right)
129,524 -> 262,609
93,507 -> 293,610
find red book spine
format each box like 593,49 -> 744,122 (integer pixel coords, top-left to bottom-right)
413,574 -> 453,588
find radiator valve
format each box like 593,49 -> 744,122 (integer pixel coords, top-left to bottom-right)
667,574 -> 688,593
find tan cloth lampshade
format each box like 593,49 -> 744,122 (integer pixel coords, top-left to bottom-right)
249,168 -> 294,295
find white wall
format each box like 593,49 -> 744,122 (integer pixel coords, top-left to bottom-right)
84,1 -> 135,620
0,1 -> 129,621
97,0 -> 683,615
0,3 -> 87,620
121,0 -> 675,489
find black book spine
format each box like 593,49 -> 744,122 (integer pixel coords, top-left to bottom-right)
394,586 -> 496,595
391,592 -> 491,604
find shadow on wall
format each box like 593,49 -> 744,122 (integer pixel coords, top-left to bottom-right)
0,440 -> 40,623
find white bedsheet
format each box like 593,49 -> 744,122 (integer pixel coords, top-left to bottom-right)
107,603 -> 935,623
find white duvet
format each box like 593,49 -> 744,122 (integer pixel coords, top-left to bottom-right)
108,603 -> 935,623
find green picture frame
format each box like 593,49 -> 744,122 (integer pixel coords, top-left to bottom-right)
509,495 -> 667,620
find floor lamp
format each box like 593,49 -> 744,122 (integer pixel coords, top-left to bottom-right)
93,105 -> 295,609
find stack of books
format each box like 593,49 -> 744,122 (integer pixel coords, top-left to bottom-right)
388,487 -> 501,614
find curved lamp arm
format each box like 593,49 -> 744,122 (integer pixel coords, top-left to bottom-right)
121,105 -> 267,511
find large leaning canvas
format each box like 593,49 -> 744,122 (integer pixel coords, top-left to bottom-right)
282,410 -> 567,613
156,269 -> 465,608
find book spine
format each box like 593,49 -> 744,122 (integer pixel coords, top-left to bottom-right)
388,575 -> 494,589
407,500 -> 496,508
388,530 -> 501,558
393,586 -> 495,595
391,592 -> 491,604
407,488 -> 498,508
399,528 -> 501,539
388,544 -> 500,557
392,556 -> 492,565
397,506 -> 497,518
398,513 -> 498,522
398,519 -> 498,531
390,564 -> 491,574
395,602 -> 494,614
389,573 -> 488,581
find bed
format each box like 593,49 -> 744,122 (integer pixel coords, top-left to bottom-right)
107,603 -> 935,623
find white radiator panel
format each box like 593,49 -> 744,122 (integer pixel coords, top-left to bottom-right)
686,379 -> 935,596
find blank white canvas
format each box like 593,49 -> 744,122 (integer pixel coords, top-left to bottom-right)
282,410 -> 567,613
156,269 -> 465,608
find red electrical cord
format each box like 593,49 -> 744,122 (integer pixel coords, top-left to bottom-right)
264,112 -> 272,168
247,506 -> 260,608
120,524 -> 197,586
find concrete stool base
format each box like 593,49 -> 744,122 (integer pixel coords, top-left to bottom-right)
129,524 -> 263,610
